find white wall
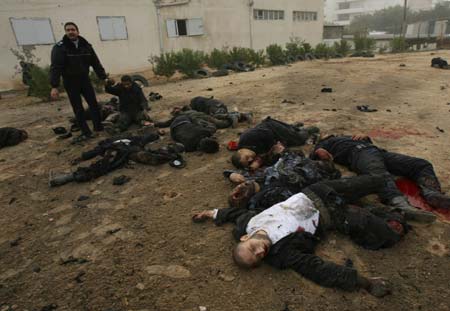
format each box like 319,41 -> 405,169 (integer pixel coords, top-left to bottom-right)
0,0 -> 160,91
157,0 -> 324,53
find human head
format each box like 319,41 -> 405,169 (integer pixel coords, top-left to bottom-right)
233,232 -> 271,268
64,22 -> 79,40
198,137 -> 219,153
228,181 -> 258,208
231,149 -> 256,169
121,75 -> 133,90
314,148 -> 333,161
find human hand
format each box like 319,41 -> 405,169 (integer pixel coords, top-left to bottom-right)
352,134 -> 368,141
192,210 -> 215,223
50,88 -> 59,100
230,173 -> 246,184
271,141 -> 286,154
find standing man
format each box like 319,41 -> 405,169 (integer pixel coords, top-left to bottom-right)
50,22 -> 107,143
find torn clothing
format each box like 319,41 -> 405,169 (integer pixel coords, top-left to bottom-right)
105,82 -> 148,116
238,117 -> 310,154
263,152 -> 341,191
246,193 -> 320,243
0,128 -> 27,149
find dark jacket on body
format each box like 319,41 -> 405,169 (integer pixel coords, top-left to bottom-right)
105,82 -> 148,116
50,35 -> 106,88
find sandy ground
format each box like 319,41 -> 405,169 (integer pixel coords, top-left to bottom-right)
1,51 -> 450,311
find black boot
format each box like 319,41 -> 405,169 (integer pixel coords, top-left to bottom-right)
49,172 -> 75,187
418,176 -> 450,210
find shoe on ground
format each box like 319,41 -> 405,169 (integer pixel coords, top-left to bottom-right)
390,196 -> 436,223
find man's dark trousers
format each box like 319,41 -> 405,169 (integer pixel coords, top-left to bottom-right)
64,76 -> 103,136
351,148 -> 440,202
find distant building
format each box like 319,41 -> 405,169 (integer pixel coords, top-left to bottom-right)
0,0 -> 324,91
324,0 -> 433,26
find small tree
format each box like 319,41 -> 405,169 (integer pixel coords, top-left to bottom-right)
175,49 -> 206,78
149,52 -> 178,79
390,37 -> 408,53
247,49 -> 266,67
266,44 -> 286,65
334,40 -> 351,56
206,48 -> 230,69
28,65 -> 52,101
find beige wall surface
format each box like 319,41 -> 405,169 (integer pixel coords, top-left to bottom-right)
159,0 -> 324,52
0,0 -> 160,91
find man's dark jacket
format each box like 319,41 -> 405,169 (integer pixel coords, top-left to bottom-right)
50,35 -> 106,88
105,82 -> 148,116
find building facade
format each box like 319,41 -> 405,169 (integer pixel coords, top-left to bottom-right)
0,0 -> 324,91
325,0 -> 434,26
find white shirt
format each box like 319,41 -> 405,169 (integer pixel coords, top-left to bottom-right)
246,193 -> 320,244
73,39 -> 79,49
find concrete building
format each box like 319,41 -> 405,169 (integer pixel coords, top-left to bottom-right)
0,0 -> 324,91
325,0 -> 433,25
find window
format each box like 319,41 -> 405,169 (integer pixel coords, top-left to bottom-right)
338,2 -> 351,10
10,18 -> 55,45
337,14 -> 350,21
253,9 -> 284,20
166,18 -> 204,37
97,16 -> 128,41
293,11 -> 318,22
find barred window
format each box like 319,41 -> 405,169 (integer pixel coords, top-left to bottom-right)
293,11 -> 318,22
254,9 -> 284,20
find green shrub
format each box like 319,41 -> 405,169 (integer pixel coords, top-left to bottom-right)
333,40 -> 351,56
390,37 -> 408,53
89,71 -> 104,93
28,65 -> 52,101
247,49 -> 266,67
314,43 -> 336,59
149,52 -> 178,79
175,49 -> 206,78
206,48 -> 230,69
354,35 -> 376,52
266,44 -> 286,65
228,47 -> 252,63
302,42 -> 313,54
285,42 -> 302,61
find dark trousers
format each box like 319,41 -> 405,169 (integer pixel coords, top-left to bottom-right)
305,175 -> 404,250
351,148 -> 440,202
261,117 -> 309,146
64,76 -> 103,135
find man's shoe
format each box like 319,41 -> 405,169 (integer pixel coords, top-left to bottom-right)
49,171 -> 75,187
229,114 -> 239,128
71,134 -> 94,144
424,192 -> 450,210
390,196 -> 436,223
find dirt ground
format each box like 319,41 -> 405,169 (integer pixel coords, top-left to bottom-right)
1,51 -> 450,311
